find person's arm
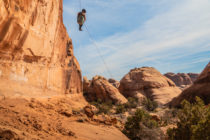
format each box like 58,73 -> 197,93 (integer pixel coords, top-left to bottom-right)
84,15 -> 86,22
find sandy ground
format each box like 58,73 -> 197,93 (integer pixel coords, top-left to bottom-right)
0,95 -> 128,140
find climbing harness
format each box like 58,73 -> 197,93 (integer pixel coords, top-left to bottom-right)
77,13 -> 85,25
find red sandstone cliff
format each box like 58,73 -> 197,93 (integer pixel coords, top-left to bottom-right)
0,0 -> 82,97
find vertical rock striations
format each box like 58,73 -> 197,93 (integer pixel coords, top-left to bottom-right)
0,0 -> 82,96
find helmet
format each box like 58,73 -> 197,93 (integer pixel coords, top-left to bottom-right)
82,9 -> 86,13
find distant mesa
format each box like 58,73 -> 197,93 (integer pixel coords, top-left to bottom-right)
164,72 -> 199,90
170,62 -> 210,107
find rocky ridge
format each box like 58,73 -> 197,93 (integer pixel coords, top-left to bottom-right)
164,72 -> 199,87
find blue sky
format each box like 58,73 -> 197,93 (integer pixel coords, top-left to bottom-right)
63,0 -> 210,80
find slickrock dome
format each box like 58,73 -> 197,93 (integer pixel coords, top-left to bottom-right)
119,67 -> 181,105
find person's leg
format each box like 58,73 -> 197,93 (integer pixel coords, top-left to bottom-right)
79,24 -> 83,31
79,24 -> 81,31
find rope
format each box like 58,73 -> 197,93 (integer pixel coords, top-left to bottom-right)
78,0 -> 113,78
84,24 -> 113,78
79,0 -> 82,10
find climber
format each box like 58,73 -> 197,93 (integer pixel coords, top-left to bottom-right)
77,9 -> 86,31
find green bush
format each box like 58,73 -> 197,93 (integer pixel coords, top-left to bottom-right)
123,109 -> 160,140
167,97 -> 210,140
116,104 -> 127,114
98,101 -> 113,114
91,97 -> 139,115
126,97 -> 138,108
115,97 -> 138,114
142,98 -> 158,111
160,108 -> 179,126
90,99 -> 113,114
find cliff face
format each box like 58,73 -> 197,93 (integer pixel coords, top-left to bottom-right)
0,0 -> 82,96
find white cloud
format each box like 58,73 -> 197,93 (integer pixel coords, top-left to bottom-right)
64,0 -> 210,80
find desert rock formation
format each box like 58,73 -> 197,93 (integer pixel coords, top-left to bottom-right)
119,67 -> 181,105
108,78 -> 120,88
83,76 -> 127,104
0,97 -> 128,140
164,72 -> 199,87
188,73 -> 199,82
0,0 -> 82,97
170,62 -> 210,107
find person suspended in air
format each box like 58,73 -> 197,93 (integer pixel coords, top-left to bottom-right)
77,9 -> 86,31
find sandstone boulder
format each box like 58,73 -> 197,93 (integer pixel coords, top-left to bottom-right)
119,67 -> 181,105
84,105 -> 94,118
170,62 -> 210,107
83,76 -> 127,104
93,114 -> 118,126
0,0 -> 82,97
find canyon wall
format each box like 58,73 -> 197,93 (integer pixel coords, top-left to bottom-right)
0,0 -> 82,97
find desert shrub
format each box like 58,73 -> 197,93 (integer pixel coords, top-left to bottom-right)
98,102 -> 113,114
90,99 -> 113,114
167,97 -> 210,140
160,108 -> 179,126
116,104 -> 127,114
115,97 -> 138,114
123,109 -> 161,140
142,98 -> 158,111
126,97 -> 138,108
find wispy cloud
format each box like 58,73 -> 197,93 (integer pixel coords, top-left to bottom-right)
63,0 -> 210,80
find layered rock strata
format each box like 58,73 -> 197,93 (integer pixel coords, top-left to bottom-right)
0,0 -> 82,96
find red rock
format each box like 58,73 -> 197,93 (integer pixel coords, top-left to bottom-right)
0,0 -> 82,96
119,67 -> 181,105
170,62 -> 210,107
84,105 -> 94,118
83,76 -> 127,104
164,73 -> 199,87
188,73 -> 199,82
108,78 -> 120,88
